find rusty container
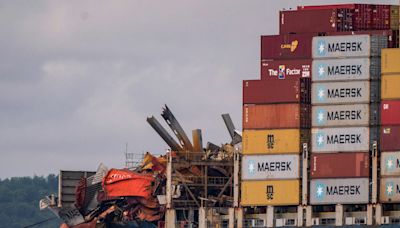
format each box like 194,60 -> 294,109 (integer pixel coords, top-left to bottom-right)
260,59 -> 312,80
243,104 -> 311,129
243,129 -> 309,155
381,126 -> 400,151
261,34 -> 315,60
310,152 -> 369,178
243,78 -> 310,104
381,100 -> 400,125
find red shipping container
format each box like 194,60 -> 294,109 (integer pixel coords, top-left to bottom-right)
381,101 -> 400,125
381,126 -> 400,151
311,153 -> 370,178
297,4 -> 374,30
261,34 -> 314,60
261,59 -> 312,80
243,103 -> 311,129
297,4 -> 357,10
280,9 -> 353,34
372,5 -> 391,30
243,78 -> 310,104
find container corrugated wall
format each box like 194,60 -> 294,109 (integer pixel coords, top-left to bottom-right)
243,104 -> 311,129
381,48 -> 400,74
241,180 -> 300,206
381,75 -> 400,100
312,58 -> 380,82
242,129 -> 309,154
312,35 -> 388,59
242,155 -> 300,180
310,178 -> 369,204
311,152 -> 370,178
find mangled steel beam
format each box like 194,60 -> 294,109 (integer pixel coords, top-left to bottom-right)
161,105 -> 194,151
221,114 -> 235,139
222,114 -> 242,145
192,129 -> 203,152
147,116 -> 183,152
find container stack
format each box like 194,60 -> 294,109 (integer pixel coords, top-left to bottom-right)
281,4 -> 400,48
241,42 -> 311,206
309,34 -> 387,205
379,48 -> 400,203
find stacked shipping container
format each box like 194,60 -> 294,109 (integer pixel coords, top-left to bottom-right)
309,34 -> 387,205
242,36 -> 313,205
379,48 -> 400,203
241,3 -> 400,209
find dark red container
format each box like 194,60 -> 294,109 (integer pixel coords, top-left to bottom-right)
297,4 -> 357,10
297,4 -> 374,30
243,103 -> 311,129
311,152 -> 370,178
372,5 -> 391,30
381,100 -> 400,125
280,9 -> 353,34
381,126 -> 400,151
261,34 -> 314,60
260,59 -> 312,81
243,78 -> 310,104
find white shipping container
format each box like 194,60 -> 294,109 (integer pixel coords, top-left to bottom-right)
381,152 -> 400,177
312,58 -> 380,82
312,104 -> 379,127
311,127 -> 372,153
380,177 -> 400,203
312,35 -> 387,59
311,81 -> 379,105
310,178 -> 369,205
241,154 -> 300,180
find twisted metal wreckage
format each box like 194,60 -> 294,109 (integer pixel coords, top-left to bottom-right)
39,105 -> 242,228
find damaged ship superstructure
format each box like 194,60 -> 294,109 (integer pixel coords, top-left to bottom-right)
40,105 -> 241,228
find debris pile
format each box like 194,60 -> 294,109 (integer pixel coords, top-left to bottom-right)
40,105 -> 240,227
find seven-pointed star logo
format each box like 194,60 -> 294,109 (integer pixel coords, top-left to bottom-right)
248,161 -> 255,174
316,183 -> 325,200
317,109 -> 325,123
386,182 -> 394,196
316,133 -> 325,147
386,157 -> 395,171
317,40 -> 326,56
318,65 -> 326,77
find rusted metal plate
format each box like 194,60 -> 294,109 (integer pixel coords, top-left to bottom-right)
243,104 -> 311,129
311,152 -> 369,178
